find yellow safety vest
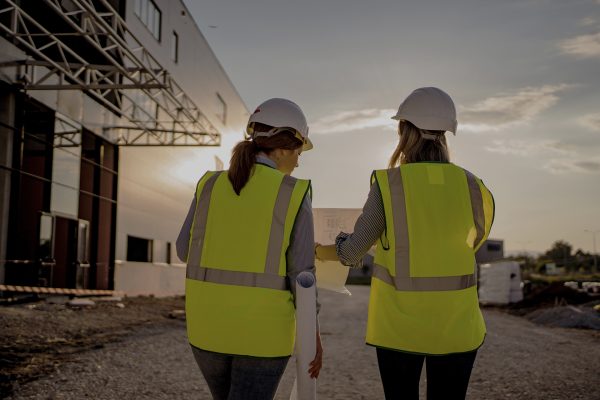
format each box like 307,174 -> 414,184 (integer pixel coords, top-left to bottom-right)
367,163 -> 494,355
185,164 -> 311,357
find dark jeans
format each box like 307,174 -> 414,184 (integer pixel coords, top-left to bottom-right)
191,346 -> 290,400
376,347 -> 478,400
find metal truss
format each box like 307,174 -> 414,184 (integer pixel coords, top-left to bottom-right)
0,0 -> 221,147
54,115 -> 82,148
0,59 -> 165,90
109,126 -> 220,146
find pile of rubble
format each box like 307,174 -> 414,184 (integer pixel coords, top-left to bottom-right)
507,282 -> 600,330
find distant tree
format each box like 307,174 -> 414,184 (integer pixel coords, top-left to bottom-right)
574,249 -> 588,258
574,249 -> 594,272
542,240 -> 575,268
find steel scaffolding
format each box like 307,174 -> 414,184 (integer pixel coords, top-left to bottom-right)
0,0 -> 221,146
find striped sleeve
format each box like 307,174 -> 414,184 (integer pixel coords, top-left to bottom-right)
335,182 -> 386,267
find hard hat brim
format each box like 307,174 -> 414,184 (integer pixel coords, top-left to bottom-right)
390,114 -> 457,134
303,137 -> 314,151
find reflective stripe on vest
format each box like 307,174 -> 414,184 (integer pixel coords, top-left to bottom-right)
374,167 -> 485,292
464,169 -> 485,249
186,171 -> 296,290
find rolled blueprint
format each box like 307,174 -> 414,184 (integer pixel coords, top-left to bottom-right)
292,271 -> 317,400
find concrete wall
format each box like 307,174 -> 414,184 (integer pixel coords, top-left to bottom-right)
114,261 -> 185,297
114,0 -> 248,294
125,0 -> 249,134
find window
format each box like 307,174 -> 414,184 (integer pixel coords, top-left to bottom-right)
127,235 -> 153,262
50,115 -> 82,218
134,0 -> 161,41
487,242 -> 503,252
39,214 -> 54,260
171,31 -> 179,63
216,93 -> 227,124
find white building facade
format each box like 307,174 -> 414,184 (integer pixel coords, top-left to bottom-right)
0,0 -> 248,296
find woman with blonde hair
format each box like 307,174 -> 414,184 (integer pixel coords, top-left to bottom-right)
316,87 -> 494,400
177,98 -> 322,400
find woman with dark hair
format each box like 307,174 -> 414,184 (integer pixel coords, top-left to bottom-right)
316,87 -> 495,400
176,98 -> 322,400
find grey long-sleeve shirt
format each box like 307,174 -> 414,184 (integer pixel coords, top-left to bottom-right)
176,155 -> 319,312
335,182 -> 386,266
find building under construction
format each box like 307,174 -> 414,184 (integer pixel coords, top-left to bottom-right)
0,0 -> 248,296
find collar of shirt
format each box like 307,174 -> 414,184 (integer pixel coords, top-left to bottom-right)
256,153 -> 277,169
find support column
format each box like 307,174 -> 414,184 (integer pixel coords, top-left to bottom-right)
0,89 -> 16,284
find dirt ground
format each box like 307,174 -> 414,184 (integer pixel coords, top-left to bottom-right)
0,296 -> 185,396
1,286 -> 599,400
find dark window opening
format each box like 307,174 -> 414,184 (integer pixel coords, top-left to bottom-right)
127,235 -> 153,262
216,93 -> 227,124
171,31 -> 179,63
487,243 -> 502,252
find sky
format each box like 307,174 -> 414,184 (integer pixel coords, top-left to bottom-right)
183,0 -> 600,255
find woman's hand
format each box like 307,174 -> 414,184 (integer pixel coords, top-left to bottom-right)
315,243 -> 339,262
308,329 -> 323,379
314,242 -> 322,260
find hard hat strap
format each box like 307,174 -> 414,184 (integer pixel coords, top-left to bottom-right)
251,126 -> 308,146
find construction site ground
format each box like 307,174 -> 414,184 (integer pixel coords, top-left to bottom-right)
1,285 -> 599,400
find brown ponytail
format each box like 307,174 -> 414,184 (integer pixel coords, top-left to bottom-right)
228,123 -> 303,195
228,140 -> 258,195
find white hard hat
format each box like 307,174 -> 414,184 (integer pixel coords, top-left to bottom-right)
247,98 -> 313,151
391,87 -> 457,134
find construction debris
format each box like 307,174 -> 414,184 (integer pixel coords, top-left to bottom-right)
525,302 -> 600,330
168,309 -> 186,320
67,299 -> 96,307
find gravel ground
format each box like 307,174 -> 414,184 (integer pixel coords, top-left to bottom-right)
5,286 -> 600,400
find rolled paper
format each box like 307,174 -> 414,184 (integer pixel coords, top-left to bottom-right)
292,271 -> 317,400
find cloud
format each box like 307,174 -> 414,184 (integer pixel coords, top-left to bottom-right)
311,108 -> 396,134
313,84 -> 573,135
485,139 -> 600,175
575,161 -> 600,171
579,17 -> 596,26
578,113 -> 600,132
558,32 -> 600,58
543,159 -> 600,174
542,141 -> 580,154
485,139 -> 576,157
459,85 -> 572,132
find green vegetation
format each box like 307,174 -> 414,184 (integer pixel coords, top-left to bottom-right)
509,240 -> 599,282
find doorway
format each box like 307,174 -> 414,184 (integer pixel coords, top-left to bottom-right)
44,214 -> 90,289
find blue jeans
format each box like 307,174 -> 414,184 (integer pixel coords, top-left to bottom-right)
191,346 -> 290,400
